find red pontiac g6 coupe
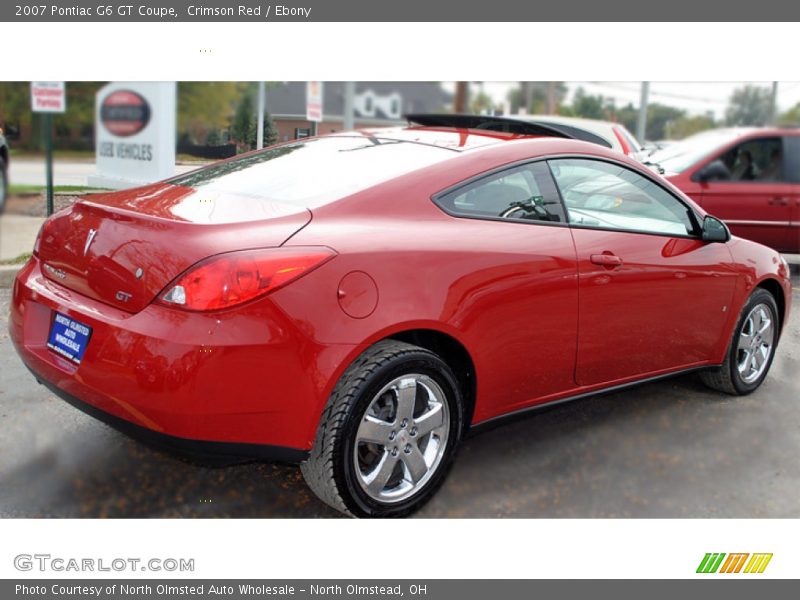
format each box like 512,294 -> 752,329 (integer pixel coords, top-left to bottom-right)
9,116 -> 793,517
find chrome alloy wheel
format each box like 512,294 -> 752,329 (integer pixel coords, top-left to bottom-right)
353,374 -> 450,504
737,303 -> 775,384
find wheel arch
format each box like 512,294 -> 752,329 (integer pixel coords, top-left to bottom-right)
756,277 -> 786,332
307,324 -> 478,447
386,328 -> 477,433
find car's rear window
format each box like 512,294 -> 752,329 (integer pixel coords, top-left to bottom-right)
169,136 -> 454,207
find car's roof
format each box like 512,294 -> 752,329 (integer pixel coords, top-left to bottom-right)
326,126 -> 640,174
327,125 -> 629,155
327,126 -> 543,152
167,126 -> 656,215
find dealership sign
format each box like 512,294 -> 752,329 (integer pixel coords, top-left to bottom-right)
88,82 -> 176,189
306,81 -> 323,122
101,90 -> 151,136
30,82 -> 66,113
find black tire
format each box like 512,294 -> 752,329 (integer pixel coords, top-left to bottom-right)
0,157 -> 7,215
700,288 -> 780,395
301,340 -> 464,518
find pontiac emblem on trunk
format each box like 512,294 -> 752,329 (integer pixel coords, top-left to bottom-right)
84,229 -> 98,256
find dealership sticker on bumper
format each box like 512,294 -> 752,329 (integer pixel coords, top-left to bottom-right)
47,312 -> 92,364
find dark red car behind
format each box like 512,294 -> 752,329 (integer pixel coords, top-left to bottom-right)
650,127 -> 800,253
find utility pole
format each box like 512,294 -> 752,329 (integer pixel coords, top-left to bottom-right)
256,81 -> 265,149
546,82 -> 556,115
636,81 -> 650,143
343,81 -> 355,130
454,82 -> 468,113
44,113 -> 54,216
769,81 -> 779,125
524,82 -> 533,115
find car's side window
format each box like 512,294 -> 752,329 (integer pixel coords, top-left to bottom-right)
548,158 -> 697,237
435,162 -> 565,223
783,136 -> 800,183
713,137 -> 784,182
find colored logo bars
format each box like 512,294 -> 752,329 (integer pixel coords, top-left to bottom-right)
697,553 -> 773,574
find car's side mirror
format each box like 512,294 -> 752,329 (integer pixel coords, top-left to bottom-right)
701,215 -> 730,243
695,160 -> 730,183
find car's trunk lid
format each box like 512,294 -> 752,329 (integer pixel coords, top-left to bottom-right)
37,183 -> 312,313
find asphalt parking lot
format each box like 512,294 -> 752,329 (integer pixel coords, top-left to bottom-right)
1,277 -> 798,518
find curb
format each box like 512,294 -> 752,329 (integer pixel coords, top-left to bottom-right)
0,264 -> 20,289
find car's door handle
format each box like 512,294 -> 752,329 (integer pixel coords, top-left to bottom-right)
768,197 -> 789,206
590,253 -> 623,267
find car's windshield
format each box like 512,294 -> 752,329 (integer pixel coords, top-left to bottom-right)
648,129 -> 748,173
169,136 -> 454,208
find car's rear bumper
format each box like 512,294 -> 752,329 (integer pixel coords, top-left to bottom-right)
29,367 -> 309,464
9,256 -> 357,459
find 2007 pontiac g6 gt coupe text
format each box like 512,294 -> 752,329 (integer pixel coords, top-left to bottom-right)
9,116 -> 793,517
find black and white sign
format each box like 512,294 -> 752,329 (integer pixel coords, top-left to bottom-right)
89,82 -> 176,189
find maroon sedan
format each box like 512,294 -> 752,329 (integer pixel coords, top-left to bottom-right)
649,127 -> 800,253
10,118 -> 793,517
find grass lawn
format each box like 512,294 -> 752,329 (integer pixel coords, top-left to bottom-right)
0,252 -> 32,266
9,149 -> 96,160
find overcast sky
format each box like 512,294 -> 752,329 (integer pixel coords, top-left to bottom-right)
448,82 -> 800,119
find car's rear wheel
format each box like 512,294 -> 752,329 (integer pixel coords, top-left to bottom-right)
700,288 -> 779,395
301,340 -> 464,517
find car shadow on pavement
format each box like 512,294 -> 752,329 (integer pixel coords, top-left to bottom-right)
4,365 -> 795,518
420,365 -> 799,518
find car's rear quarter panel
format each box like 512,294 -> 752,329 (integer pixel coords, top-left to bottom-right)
276,148 -> 584,435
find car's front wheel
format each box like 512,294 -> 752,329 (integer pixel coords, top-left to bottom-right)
701,288 -> 780,395
301,340 -> 464,517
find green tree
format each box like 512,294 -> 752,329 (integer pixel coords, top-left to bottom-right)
616,102 -> 685,141
725,85 -> 772,126
0,82 -> 34,148
230,88 -> 280,151
668,113 -> 717,140
470,90 -> 496,114
507,82 -> 568,114
0,82 -> 103,151
53,82 -> 103,148
570,87 -> 615,120
178,82 -> 242,144
206,128 -> 223,146
262,110 -> 279,147
779,103 -> 800,126
231,89 -> 256,151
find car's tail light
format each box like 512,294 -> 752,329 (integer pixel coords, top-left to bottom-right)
32,220 -> 52,256
157,247 -> 336,311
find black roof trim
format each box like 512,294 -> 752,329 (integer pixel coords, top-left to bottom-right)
404,113 -> 612,149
